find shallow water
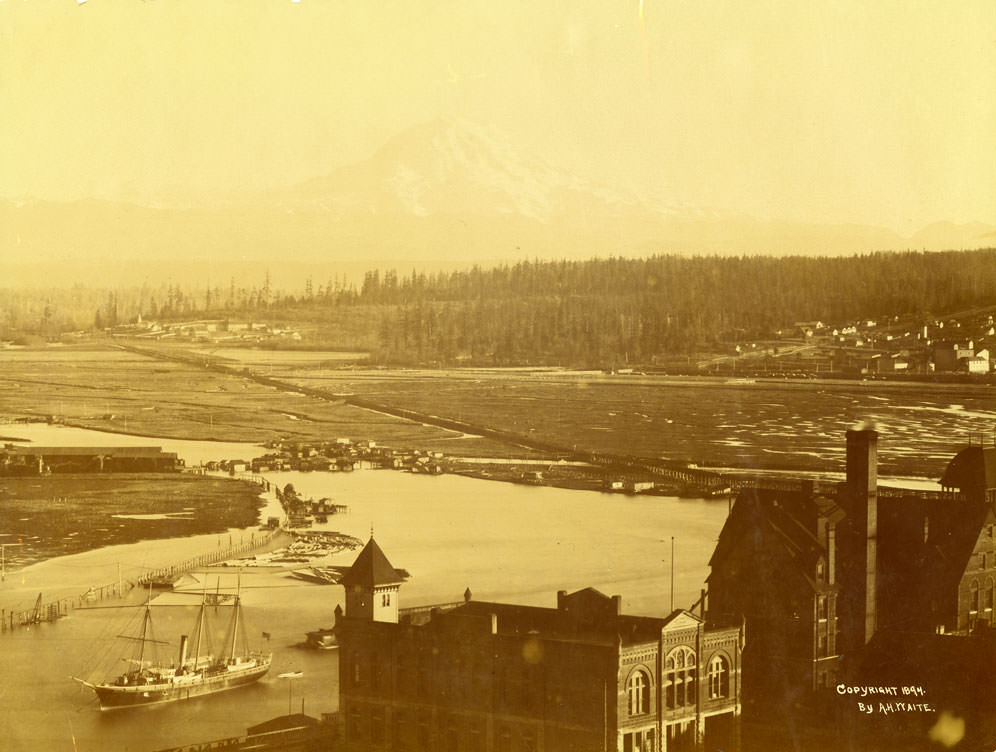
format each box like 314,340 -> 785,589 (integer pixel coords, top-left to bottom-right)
0,427 -> 730,751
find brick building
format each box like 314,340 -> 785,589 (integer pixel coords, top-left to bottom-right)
707,428 -> 996,723
334,537 -> 743,751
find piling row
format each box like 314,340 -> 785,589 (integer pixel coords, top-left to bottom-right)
1,528 -> 280,635
136,528 -> 278,587
234,472 -> 271,491
0,585 -> 120,633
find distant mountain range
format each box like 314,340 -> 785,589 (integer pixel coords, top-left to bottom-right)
2,118 -> 993,287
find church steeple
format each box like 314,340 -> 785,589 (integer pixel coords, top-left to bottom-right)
341,536 -> 404,623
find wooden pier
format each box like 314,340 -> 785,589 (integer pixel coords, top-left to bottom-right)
1,528 -> 282,635
135,528 -> 280,587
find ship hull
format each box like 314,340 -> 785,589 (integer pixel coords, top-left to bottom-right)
93,662 -> 270,710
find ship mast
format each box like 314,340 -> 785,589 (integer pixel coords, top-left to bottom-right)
229,573 -> 241,661
193,584 -> 207,668
136,583 -> 153,670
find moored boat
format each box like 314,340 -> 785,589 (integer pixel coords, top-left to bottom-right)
73,582 -> 271,710
305,627 -> 339,650
289,566 -> 345,585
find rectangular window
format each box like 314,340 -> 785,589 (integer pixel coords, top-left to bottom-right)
469,726 -> 483,752
444,724 -> 458,752
371,654 -> 381,691
348,710 -> 364,741
371,708 -> 385,744
393,712 -> 409,751
522,729 -> 537,752
817,596 -> 827,621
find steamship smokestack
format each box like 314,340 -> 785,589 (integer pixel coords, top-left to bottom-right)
178,634 -> 189,668
846,425 -> 878,645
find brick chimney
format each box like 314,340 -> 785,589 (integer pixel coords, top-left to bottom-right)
846,427 -> 878,646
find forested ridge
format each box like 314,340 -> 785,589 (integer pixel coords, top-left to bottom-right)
266,250 -> 996,365
3,249 -> 994,366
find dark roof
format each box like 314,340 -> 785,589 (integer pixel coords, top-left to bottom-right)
710,487 -> 841,590
941,446 -> 996,494
920,499 -> 994,594
443,594 -> 693,646
340,537 -> 405,587
246,714 -> 319,735
2,445 -> 173,457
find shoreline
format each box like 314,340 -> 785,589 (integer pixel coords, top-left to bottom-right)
0,526 -> 294,615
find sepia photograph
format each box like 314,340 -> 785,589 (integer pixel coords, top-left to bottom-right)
1,2 -> 995,750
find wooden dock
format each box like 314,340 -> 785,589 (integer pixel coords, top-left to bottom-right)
1,528 -> 282,635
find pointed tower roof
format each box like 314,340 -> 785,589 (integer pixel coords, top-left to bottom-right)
341,537 -> 404,587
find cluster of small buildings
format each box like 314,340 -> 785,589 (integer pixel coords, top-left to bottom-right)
0,445 -> 181,475
275,483 -> 348,527
240,439 -> 446,475
108,318 -> 302,344
931,339 -> 991,374
726,313 -> 994,378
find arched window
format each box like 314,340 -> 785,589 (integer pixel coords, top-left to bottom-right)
708,655 -> 730,699
627,669 -> 650,715
971,580 -> 980,614
664,647 -> 697,709
986,577 -> 995,613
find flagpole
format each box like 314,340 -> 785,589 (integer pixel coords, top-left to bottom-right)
278,672 -> 304,716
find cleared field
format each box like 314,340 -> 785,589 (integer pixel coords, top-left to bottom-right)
0,474 -> 263,567
3,343 -> 993,478
0,344 -> 526,455
277,368 -> 996,479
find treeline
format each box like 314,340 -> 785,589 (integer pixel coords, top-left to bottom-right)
253,249 -> 996,365
4,250 -> 994,366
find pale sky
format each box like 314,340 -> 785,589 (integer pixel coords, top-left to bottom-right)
2,0 -> 994,233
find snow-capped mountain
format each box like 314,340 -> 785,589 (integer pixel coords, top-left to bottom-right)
276,117 -> 696,222
2,118 -> 993,287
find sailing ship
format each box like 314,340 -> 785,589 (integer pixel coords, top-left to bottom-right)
73,581 -> 272,710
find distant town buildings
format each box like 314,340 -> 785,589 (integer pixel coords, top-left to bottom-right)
103,317 -> 305,345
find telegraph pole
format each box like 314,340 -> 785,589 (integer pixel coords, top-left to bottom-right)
670,536 -> 675,612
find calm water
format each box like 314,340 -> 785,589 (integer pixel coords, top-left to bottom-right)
0,428 -> 730,752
